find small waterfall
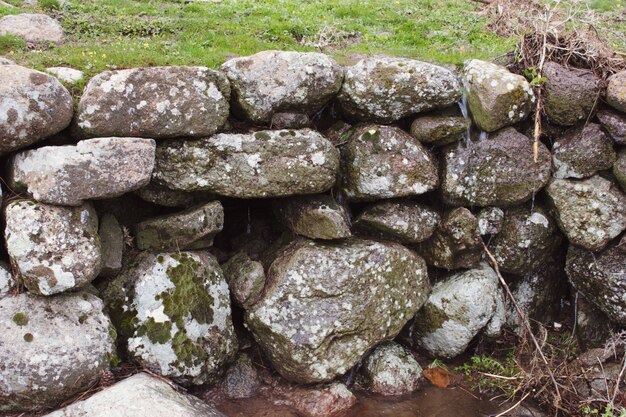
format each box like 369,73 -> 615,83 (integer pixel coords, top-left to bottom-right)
458,93 -> 472,147
478,131 -> 488,141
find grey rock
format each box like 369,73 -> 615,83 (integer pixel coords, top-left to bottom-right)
0,262 -> 14,299
607,70 -> 626,113
338,56 -> 461,123
101,251 -> 237,385
545,176 -> 626,251
221,251 -> 266,308
222,354 -> 260,399
419,207 -> 482,270
0,57 -> 15,64
354,200 -> 440,244
360,341 -> 422,396
543,62 -> 600,126
0,13 -> 64,44
340,125 -> 439,201
99,213 -> 123,278
272,195 -> 351,240
5,201 -> 101,295
614,148 -> 626,190
76,66 -> 230,138
566,241 -> 626,325
0,65 -> 72,153
489,205 -> 562,275
410,114 -> 470,146
477,207 -> 504,236
153,129 -> 339,198
442,128 -> 551,206
245,238 -> 430,383
46,67 -> 84,84
462,59 -> 535,132
552,123 -> 615,179
45,372 -> 226,417
575,296 -> 616,351
597,107 -> 626,144
0,292 -> 115,412
9,137 -> 156,206
221,51 -> 343,123
134,182 -> 197,208
271,112 -> 311,129
135,201 -> 223,250
262,380 -> 356,417
411,263 -> 504,359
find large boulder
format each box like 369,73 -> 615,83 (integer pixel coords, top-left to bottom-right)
360,341 -> 423,396
410,263 -> 504,359
76,66 -> 230,138
272,195 -> 351,240
221,51 -> 343,123
245,238 -> 430,383
153,129 -> 339,198
101,251 -> 237,385
5,201 -> 101,295
0,65 -> 72,154
545,176 -> 626,251
354,200 -> 440,244
410,114 -> 470,146
45,372 -> 226,417
597,107 -> 626,145
135,201 -> 224,250
442,128 -> 551,206
0,13 -> 64,44
340,125 -> 439,201
9,137 -> 156,206
606,70 -> 626,113
419,207 -> 482,270
542,62 -> 600,126
338,57 -> 461,123
552,123 -> 615,179
0,292 -> 115,412
489,205 -> 562,275
462,59 -> 535,132
566,241 -> 626,325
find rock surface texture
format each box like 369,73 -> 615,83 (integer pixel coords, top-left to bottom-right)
607,70 -> 626,112
552,123 -> 615,179
0,13 -> 64,44
76,66 -> 230,138
0,292 -> 115,412
272,195 -> 351,240
245,238 -> 430,383
360,341 -> 423,396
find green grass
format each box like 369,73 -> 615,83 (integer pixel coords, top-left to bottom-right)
0,33 -> 26,54
0,0 -> 516,79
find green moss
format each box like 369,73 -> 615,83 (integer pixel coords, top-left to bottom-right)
171,331 -> 208,369
254,131 -> 272,141
413,303 -> 449,335
12,312 -> 28,326
136,317 -> 172,344
23,333 -> 33,342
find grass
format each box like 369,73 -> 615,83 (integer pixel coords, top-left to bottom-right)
0,0 -> 517,79
0,33 -> 25,54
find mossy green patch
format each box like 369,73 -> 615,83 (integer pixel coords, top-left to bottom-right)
23,333 -> 33,342
171,331 -> 208,370
413,303 -> 449,335
12,312 -> 28,326
136,317 -> 172,344
254,131 -> 272,141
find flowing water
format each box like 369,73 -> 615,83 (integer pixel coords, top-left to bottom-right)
458,94 -> 472,147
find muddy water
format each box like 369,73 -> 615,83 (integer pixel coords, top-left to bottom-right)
215,386 -> 505,417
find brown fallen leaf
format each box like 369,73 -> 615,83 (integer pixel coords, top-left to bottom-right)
422,367 -> 451,388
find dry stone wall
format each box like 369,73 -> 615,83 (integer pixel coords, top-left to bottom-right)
0,51 -> 625,415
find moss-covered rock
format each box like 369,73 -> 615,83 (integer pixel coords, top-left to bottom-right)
360,341 -> 423,396
410,114 -> 470,146
153,129 -> 339,198
545,176 -> 626,251
552,123 -> 615,179
0,292 -> 115,412
354,200 -> 439,244
135,201 -> 223,250
245,238 -> 430,384
338,57 -> 461,123
410,263 -> 504,359
566,241 -> 626,325
101,251 -> 237,385
418,207 -> 482,270
462,60 -> 534,132
543,62 -> 600,126
441,128 -> 551,207
489,204 -> 562,275
272,194 -> 351,240
606,70 -> 626,113
340,125 -> 439,201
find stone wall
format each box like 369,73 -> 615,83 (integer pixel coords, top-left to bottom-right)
0,51 -> 625,414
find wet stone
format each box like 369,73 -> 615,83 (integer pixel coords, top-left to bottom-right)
135,201 -> 224,250
360,341 -> 423,396
410,114 -> 470,146
552,123 -> 615,179
340,125 -> 439,201
4,200 -> 101,295
272,194 -> 351,240
353,200 -> 439,244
